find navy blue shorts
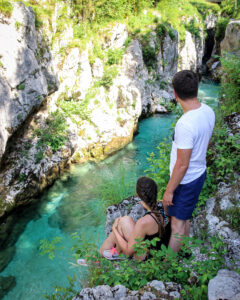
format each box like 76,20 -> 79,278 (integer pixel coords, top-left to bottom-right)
168,170 -> 206,220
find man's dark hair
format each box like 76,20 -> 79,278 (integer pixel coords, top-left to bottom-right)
172,70 -> 199,100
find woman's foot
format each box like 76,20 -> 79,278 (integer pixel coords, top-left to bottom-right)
102,247 -> 126,260
76,258 -> 100,267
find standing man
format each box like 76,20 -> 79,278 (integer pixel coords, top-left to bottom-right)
163,70 -> 215,253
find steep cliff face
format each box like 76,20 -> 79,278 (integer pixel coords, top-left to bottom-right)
221,20 -> 240,55
0,2 -> 58,164
0,2 -> 214,218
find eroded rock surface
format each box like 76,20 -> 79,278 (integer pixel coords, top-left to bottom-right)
0,2 -> 58,163
73,281 -> 182,300
208,269 -> 240,300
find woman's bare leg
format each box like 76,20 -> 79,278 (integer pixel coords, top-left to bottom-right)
99,216 -> 135,256
99,232 -> 117,256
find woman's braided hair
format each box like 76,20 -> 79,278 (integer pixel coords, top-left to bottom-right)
136,176 -> 165,236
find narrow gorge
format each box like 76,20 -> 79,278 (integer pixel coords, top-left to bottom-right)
0,0 -> 239,299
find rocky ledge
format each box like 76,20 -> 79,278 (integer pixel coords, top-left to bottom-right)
73,269 -> 240,300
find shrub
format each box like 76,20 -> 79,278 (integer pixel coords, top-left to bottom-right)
220,53 -> 240,114
70,235 -> 226,297
95,163 -> 136,209
17,83 -> 25,91
185,19 -> 201,38
215,17 -> 229,43
34,110 -> 68,154
96,66 -> 118,89
57,95 -> 91,122
142,45 -> 157,69
107,48 -> 124,65
0,0 -> 13,17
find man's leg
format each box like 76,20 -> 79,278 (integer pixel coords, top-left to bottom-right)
184,219 -> 190,236
168,216 -> 187,252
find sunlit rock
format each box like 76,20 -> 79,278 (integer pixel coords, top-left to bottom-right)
221,20 -> 240,56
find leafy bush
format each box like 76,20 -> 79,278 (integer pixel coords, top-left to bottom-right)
17,83 -> 25,90
221,0 -> 240,18
107,48 -> 124,65
185,19 -> 201,38
156,0 -> 219,41
70,235 -> 226,298
146,139 -> 171,199
0,0 -> 13,17
220,53 -> 240,114
96,66 -> 118,89
220,207 -> 240,234
56,95 -> 91,123
215,17 -> 229,43
142,45 -> 157,69
96,163 -> 136,209
34,110 -> 68,154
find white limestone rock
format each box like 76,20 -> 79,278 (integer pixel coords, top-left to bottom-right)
221,20 -> 240,56
178,30 -> 204,71
0,2 -> 58,163
106,23 -> 128,49
208,269 -> 240,300
92,58 -> 104,78
157,29 -> 178,78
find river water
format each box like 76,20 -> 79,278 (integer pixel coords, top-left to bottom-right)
0,82 -> 219,300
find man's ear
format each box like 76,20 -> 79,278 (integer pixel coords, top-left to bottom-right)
174,89 -> 178,100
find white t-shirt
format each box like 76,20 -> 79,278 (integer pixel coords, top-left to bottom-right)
170,103 -> 215,184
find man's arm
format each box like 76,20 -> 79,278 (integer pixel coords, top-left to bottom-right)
163,148 -> 192,207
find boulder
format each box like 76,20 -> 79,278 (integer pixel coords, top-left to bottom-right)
221,20 -> 240,56
208,269 -> 240,300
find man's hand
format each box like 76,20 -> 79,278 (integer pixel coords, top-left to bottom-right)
163,191 -> 174,207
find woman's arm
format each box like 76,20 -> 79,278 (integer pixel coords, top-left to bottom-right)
112,218 -> 146,257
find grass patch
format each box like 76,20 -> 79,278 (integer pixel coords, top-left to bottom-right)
220,207 -> 240,234
0,0 -> 13,17
95,163 -> 136,209
34,110 -> 68,158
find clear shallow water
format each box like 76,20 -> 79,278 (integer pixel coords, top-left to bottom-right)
0,83 -> 219,300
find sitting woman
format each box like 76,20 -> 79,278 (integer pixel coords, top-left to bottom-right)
99,176 -> 171,260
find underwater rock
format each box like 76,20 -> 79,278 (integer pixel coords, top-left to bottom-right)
0,246 -> 15,272
0,276 -> 16,299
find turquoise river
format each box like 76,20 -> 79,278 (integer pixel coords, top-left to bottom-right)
0,82 -> 219,300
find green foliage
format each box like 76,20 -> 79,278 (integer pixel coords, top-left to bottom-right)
0,0 -> 13,17
146,139 -> 171,199
17,83 -> 25,91
39,237 -> 63,260
19,173 -> 27,183
215,17 -> 229,43
220,207 -> 240,234
96,163 -> 136,209
107,48 -> 124,65
207,128 -> 240,182
70,235 -> 225,298
220,53 -> 240,114
96,66 -> 118,89
185,19 -> 201,38
221,0 -> 240,18
156,0 -> 219,41
142,44 -> 156,69
15,21 -> 23,30
43,275 -> 78,300
156,22 -> 176,40
34,110 -> 68,155
56,93 -> 91,123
